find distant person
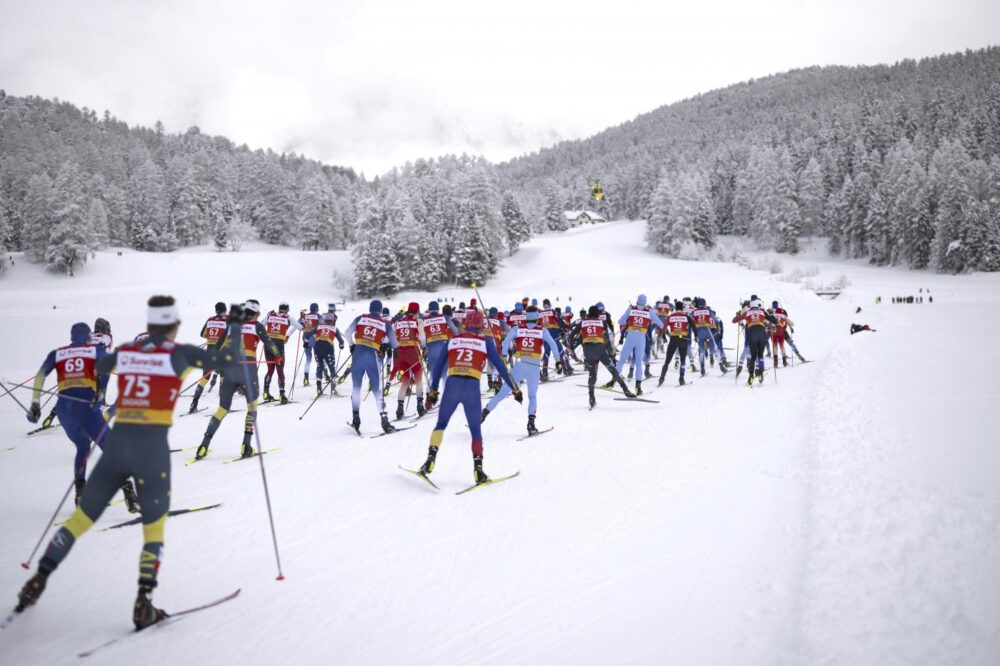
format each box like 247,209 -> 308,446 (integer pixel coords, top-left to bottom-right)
850,324 -> 876,334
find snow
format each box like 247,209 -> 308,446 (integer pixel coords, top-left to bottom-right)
1,222 -> 998,665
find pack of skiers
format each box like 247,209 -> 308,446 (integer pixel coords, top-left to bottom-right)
9,289 -> 808,631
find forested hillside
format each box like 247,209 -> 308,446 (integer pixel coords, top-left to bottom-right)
499,47 -> 1000,273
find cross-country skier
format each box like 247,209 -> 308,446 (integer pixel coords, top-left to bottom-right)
417,309 -> 520,483
261,302 -> 302,403
691,297 -> 729,376
608,295 -> 663,395
195,300 -> 279,459
771,301 -> 807,363
733,298 -> 777,385
187,302 -> 227,413
482,308 -> 564,435
422,301 -> 458,410
300,303 -> 320,386
658,301 -> 695,386
345,300 -> 398,434
15,296 -> 245,629
27,322 -> 139,510
484,306 -> 508,393
537,298 -> 568,381
390,302 -> 427,419
577,305 -> 634,407
314,312 -> 344,396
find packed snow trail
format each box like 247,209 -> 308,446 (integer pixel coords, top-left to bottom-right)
0,223 -> 997,665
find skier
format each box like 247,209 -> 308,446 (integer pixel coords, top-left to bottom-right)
16,296 -> 246,629
482,308 -> 564,435
26,322 -> 139,510
422,301 -> 458,411
733,298 -> 777,385
345,300 -> 398,434
389,302 -> 427,419
608,295 -> 663,395
314,312 -> 344,395
91,317 -> 113,349
262,302 -> 302,403
417,309 -> 520,483
195,300 -> 279,459
537,298 -> 568,381
577,305 -> 634,407
771,301 -> 807,363
484,306 -> 508,393
691,298 -> 729,376
187,302 -> 228,413
300,303 -> 320,386
658,301 -> 695,386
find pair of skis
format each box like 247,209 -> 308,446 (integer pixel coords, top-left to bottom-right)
398,466 -> 521,495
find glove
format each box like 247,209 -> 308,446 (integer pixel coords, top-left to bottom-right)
382,381 -> 391,396
555,360 -> 563,373
349,344 -> 355,354
339,342 -> 344,350
512,388 -> 523,404
27,402 -> 41,424
227,303 -> 245,324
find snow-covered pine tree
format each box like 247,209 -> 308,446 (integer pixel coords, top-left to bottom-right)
22,173 -> 54,262
87,199 -> 108,248
824,174 -> 852,256
541,182 -> 567,232
46,160 -> 94,275
453,204 -> 493,285
645,172 -> 674,255
166,155 -> 202,247
127,158 -> 170,251
501,191 -> 530,255
797,156 -> 825,239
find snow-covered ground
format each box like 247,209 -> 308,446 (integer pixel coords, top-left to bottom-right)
1,222 -> 998,665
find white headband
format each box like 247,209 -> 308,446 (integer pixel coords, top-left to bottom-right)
148,304 -> 180,326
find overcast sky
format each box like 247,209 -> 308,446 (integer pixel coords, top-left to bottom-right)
1,0 -> 997,176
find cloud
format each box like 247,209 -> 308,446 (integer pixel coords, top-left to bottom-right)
1,0 -> 997,175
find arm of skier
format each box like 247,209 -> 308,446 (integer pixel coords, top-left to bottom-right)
501,326 -> 517,356
485,337 -> 517,393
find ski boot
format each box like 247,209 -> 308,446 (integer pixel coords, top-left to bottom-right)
746,372 -> 754,387
121,480 -> 140,514
710,356 -> 715,368
588,391 -> 596,409
700,361 -> 706,378
41,410 -> 55,429
481,407 -> 490,423
634,381 -> 643,396
473,456 -> 489,484
195,437 -> 211,460
679,374 -> 686,386
644,367 -> 652,379
602,379 -> 616,389
74,478 -> 86,505
240,433 -> 254,458
736,364 -> 743,379
627,367 -> 634,379
133,589 -> 169,631
380,412 -> 396,434
396,400 -> 405,421
757,368 -> 764,384
188,385 -> 203,413
350,411 -> 361,434
261,390 -> 274,403
657,375 -> 665,387
280,390 -> 289,405
416,399 -> 427,417
526,415 -> 538,436
303,374 -> 310,387
419,445 -> 438,475
316,379 -> 324,396
16,570 -> 49,612
782,356 -> 788,368
540,367 -> 549,382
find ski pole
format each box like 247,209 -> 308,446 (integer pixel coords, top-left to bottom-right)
237,338 -> 285,581
298,390 -> 324,420
288,331 -> 303,400
0,380 -> 33,416
2,381 -> 99,407
180,371 -> 212,396
20,403 -> 116,570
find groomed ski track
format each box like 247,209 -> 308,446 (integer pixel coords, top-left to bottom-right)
0,222 -> 997,665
